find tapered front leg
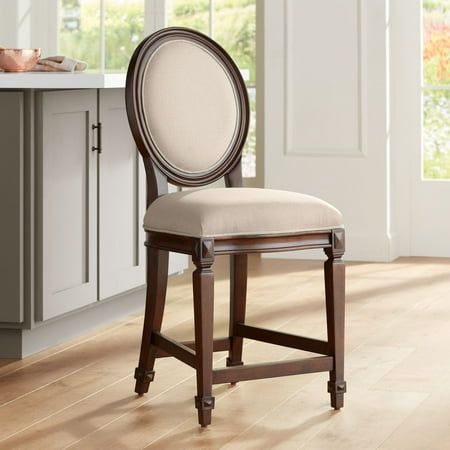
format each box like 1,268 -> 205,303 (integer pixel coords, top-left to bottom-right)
134,246 -> 169,395
193,238 -> 215,427
324,229 -> 346,410
227,254 -> 247,377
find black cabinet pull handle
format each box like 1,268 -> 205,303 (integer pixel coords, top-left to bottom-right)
92,122 -> 102,154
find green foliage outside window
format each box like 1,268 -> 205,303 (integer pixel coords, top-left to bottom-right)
59,0 -> 144,72
59,0 -> 257,177
168,0 -> 256,84
168,0 -> 210,34
422,1 -> 450,180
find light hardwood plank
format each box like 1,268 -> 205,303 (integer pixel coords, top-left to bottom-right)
380,391 -> 450,450
0,257 -> 448,449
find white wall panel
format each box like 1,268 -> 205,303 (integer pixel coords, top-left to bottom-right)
264,0 -> 393,261
285,0 -> 363,155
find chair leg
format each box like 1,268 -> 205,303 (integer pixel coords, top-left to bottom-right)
227,254 -> 247,378
324,230 -> 346,410
192,240 -> 215,427
134,247 -> 169,395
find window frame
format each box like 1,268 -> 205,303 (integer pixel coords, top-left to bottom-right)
421,1 -> 450,180
56,0 -> 160,72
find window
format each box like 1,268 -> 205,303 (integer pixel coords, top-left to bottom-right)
59,0 -> 145,72
57,0 -> 257,178
167,0 -> 257,178
422,0 -> 450,179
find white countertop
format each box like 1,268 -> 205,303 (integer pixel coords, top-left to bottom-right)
0,72 -> 127,89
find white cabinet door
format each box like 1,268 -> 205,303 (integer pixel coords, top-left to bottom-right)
37,90 -> 98,320
98,89 -> 188,298
98,89 -> 146,299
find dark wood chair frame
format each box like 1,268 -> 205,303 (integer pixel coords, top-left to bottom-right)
126,27 -> 346,427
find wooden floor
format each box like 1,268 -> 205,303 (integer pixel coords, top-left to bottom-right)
0,256 -> 450,449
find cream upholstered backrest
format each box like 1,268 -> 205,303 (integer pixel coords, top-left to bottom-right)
143,39 -> 238,173
126,28 -> 249,187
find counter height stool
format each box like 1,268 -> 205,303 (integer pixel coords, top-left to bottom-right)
125,27 -> 346,427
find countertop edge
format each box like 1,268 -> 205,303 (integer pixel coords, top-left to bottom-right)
0,73 -> 127,89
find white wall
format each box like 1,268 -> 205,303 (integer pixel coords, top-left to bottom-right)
0,0 -> 57,55
0,1 -> 23,48
263,0 -> 395,261
389,0 -> 418,257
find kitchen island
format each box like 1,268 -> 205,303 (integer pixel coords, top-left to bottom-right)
0,73 -> 187,358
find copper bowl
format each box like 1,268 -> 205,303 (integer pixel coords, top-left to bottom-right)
0,48 -> 41,72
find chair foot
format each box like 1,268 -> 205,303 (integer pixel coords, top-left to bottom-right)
226,357 -> 244,385
226,357 -> 244,367
134,367 -> 155,395
195,396 -> 215,427
328,380 -> 346,410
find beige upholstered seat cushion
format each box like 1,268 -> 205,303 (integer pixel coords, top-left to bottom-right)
144,188 -> 343,238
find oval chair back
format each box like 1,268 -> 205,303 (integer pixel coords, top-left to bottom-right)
126,27 -> 249,188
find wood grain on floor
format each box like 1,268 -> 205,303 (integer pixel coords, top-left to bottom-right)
0,256 -> 449,450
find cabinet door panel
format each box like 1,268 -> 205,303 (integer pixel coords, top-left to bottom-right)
99,90 -> 188,299
37,90 -> 98,320
0,92 -> 24,323
99,89 -> 146,299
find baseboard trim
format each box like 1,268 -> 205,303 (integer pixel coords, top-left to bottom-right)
0,286 -> 146,359
0,328 -> 23,358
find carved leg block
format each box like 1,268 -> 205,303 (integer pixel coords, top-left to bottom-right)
328,380 -> 347,410
195,395 -> 215,426
134,368 -> 155,395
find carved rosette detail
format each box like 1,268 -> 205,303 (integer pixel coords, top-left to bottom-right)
332,229 -> 345,255
134,367 -> 155,383
195,395 -> 215,410
328,380 -> 347,394
324,228 -> 345,260
193,238 -> 215,267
